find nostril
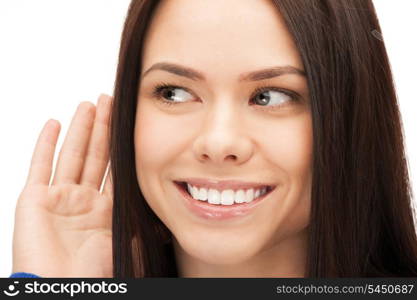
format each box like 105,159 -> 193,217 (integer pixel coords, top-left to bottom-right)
201,154 -> 209,160
226,154 -> 237,161
199,154 -> 238,162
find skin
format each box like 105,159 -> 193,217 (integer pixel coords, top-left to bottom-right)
12,96 -> 113,277
135,0 -> 313,277
12,0 -> 312,278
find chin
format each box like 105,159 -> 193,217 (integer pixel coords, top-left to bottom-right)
174,229 -> 262,266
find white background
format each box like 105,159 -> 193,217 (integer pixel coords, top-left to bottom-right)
0,0 -> 416,277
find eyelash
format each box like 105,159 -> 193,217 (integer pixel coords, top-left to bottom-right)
151,82 -> 301,110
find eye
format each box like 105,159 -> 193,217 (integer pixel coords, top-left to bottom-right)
250,87 -> 298,108
152,83 -> 195,105
151,83 -> 301,109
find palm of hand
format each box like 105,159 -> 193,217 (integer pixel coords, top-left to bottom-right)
13,95 -> 114,277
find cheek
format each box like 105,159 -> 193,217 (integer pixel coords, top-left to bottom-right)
262,114 -> 313,179
254,113 -> 313,244
270,114 -> 313,230
134,102 -> 194,176
134,102 -> 198,222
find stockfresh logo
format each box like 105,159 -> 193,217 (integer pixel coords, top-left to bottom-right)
3,281 -> 20,297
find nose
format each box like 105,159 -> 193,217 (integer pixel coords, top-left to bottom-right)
191,100 -> 254,166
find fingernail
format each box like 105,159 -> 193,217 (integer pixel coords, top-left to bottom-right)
98,94 -> 110,106
78,102 -> 95,115
100,93 -> 110,100
47,119 -> 59,128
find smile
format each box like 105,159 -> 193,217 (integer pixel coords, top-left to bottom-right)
173,178 -> 276,220
185,182 -> 272,205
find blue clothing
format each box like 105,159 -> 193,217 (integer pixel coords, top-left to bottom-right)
10,272 -> 41,278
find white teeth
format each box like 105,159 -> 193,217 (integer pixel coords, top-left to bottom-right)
197,188 -> 208,201
185,183 -> 271,205
191,186 -> 199,199
220,190 -> 234,205
235,189 -> 246,203
207,188 -> 221,204
245,189 -> 254,203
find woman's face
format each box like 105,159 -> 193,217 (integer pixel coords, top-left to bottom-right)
135,0 -> 312,266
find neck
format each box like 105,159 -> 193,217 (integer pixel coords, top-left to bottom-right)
172,228 -> 308,277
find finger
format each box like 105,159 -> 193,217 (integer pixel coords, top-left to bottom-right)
51,102 -> 96,185
80,94 -> 112,189
102,163 -> 113,197
26,119 -> 61,186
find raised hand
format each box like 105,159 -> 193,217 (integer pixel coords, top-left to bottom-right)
12,94 -> 113,277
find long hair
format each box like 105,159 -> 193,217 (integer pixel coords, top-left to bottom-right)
109,0 -> 417,277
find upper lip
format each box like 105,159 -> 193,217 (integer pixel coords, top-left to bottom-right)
175,178 -> 276,191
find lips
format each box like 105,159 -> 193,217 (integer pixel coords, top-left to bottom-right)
173,179 -> 276,220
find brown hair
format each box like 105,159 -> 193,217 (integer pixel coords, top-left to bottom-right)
109,0 -> 417,277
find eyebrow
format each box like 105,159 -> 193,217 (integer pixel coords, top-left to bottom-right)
141,62 -> 306,82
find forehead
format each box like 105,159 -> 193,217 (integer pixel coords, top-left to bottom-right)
141,0 -> 303,83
